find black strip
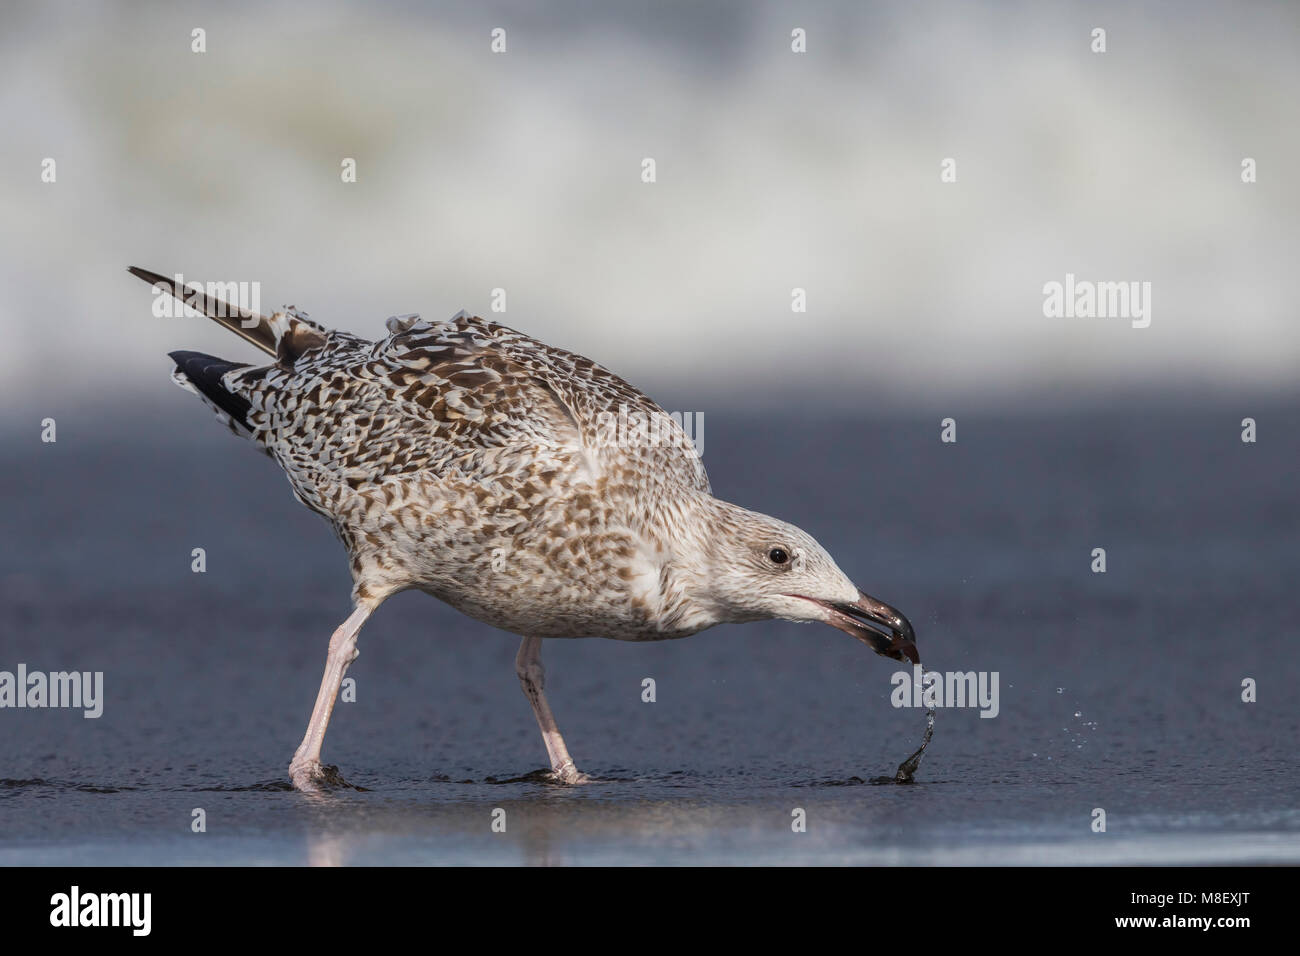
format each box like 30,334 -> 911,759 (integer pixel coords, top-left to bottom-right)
168,350 -> 253,430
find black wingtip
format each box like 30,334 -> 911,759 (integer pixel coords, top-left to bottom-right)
169,349 -> 253,430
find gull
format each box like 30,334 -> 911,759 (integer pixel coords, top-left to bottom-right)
130,267 -> 919,791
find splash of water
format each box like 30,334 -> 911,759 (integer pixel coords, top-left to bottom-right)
893,664 -> 936,784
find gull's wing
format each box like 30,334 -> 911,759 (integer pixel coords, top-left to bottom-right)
221,313 -> 709,500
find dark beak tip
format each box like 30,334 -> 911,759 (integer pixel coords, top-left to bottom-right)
845,589 -> 919,665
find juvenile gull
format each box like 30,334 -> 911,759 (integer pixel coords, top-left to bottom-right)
130,267 -> 919,791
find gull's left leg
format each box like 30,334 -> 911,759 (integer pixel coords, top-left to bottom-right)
515,636 -> 588,784
288,604 -> 372,791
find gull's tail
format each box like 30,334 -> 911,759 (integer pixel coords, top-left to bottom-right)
128,266 -> 278,356
128,266 -> 330,370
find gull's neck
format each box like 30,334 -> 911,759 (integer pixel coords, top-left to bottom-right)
638,493 -> 760,634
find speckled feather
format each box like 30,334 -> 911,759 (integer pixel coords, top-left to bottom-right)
188,308 -> 717,639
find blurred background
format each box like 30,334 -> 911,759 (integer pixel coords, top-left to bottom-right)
1,0 -> 1297,416
1,1 -> 1297,865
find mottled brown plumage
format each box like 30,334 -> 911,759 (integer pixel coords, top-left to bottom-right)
133,268 -> 917,790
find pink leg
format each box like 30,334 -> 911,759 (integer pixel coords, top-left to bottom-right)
289,605 -> 371,791
515,636 -> 587,784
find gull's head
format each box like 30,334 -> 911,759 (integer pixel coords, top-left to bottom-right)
688,501 -> 919,664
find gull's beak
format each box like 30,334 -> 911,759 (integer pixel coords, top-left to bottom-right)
820,590 -> 919,664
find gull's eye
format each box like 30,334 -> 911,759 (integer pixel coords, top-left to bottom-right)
767,547 -> 790,565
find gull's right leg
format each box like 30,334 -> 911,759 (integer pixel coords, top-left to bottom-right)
515,636 -> 587,784
289,605 -> 371,791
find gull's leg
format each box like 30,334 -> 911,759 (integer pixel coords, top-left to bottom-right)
515,636 -> 587,784
289,605 -> 372,791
